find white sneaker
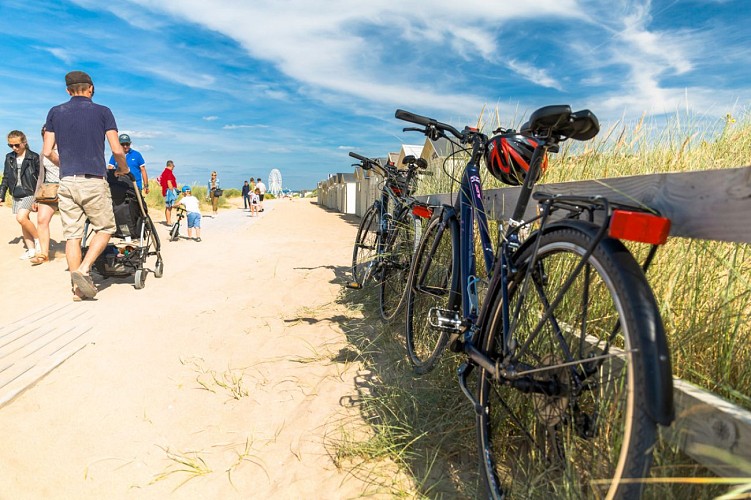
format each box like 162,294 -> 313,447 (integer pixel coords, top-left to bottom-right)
20,249 -> 36,260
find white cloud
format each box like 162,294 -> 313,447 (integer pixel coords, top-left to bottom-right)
36,46 -> 74,65
121,0 -> 584,114
222,124 -> 269,130
119,130 -> 164,139
203,116 -> 218,121
506,60 -> 562,91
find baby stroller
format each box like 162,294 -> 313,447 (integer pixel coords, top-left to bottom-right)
82,172 -> 163,289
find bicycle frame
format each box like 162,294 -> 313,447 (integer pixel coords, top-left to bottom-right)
442,135 -> 496,322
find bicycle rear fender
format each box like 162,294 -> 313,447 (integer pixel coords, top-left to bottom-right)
515,219 -> 674,426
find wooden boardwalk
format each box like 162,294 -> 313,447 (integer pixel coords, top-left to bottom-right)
0,302 -> 96,408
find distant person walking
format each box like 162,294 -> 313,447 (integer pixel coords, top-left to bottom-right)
255,177 -> 266,212
207,171 -> 220,215
0,130 -> 41,260
43,70 -> 129,300
241,180 -> 251,210
160,160 -> 178,225
30,125 -> 61,266
108,133 -> 148,193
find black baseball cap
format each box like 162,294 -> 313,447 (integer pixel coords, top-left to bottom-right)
65,71 -> 93,86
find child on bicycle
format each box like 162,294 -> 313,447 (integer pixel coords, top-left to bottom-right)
175,186 -> 202,242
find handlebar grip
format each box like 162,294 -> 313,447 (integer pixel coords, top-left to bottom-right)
395,109 -> 433,127
348,151 -> 368,161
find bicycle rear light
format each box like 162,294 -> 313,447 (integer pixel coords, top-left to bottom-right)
608,210 -> 671,245
412,205 -> 433,219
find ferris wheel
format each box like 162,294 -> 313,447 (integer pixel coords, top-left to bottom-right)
268,169 -> 283,197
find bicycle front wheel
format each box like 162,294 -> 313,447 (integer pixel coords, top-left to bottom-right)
379,208 -> 421,321
405,214 -> 457,374
477,224 -> 661,499
352,205 -> 379,286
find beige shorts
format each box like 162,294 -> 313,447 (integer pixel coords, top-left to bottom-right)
58,176 -> 116,240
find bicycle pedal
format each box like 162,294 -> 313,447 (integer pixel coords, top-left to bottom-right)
428,307 -> 461,332
346,282 -> 363,290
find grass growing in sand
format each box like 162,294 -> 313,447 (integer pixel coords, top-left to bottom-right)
181,357 -> 250,400
143,180 -> 240,212
332,111 -> 751,498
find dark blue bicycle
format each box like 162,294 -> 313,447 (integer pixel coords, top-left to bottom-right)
350,152 -> 430,320
396,106 -> 674,499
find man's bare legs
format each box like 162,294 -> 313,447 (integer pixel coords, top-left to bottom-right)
66,231 -> 111,275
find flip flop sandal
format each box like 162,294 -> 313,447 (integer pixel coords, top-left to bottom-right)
71,287 -> 84,302
30,254 -> 49,266
71,270 -> 98,299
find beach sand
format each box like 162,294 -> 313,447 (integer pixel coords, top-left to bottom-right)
0,198 -> 393,498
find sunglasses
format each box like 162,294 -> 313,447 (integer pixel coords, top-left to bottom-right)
8,143 -> 23,149
121,143 -> 131,146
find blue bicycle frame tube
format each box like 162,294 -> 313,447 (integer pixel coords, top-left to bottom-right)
458,159 -> 495,320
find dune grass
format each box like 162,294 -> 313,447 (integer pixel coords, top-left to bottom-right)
142,181 -> 240,213
334,111 -> 750,498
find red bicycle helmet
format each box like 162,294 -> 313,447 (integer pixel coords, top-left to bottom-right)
485,132 -> 547,186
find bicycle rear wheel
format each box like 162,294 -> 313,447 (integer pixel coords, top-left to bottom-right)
352,205 -> 379,286
405,214 -> 457,374
379,208 -> 421,321
477,224 -> 660,499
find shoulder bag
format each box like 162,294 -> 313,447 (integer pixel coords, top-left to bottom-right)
35,182 -> 59,203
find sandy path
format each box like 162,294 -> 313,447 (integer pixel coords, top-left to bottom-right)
0,198 -> 385,498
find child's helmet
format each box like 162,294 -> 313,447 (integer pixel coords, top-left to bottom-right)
181,185 -> 190,193
485,132 -> 547,186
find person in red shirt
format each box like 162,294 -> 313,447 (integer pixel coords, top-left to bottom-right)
159,160 -> 178,225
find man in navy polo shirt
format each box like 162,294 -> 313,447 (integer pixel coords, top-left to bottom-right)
42,70 -> 129,300
108,133 -> 149,193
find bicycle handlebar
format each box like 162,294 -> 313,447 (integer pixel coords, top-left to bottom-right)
395,109 -> 464,140
348,151 -> 370,163
348,151 -> 382,172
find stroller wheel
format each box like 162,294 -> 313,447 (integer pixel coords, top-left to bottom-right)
134,269 -> 147,289
154,260 -> 164,278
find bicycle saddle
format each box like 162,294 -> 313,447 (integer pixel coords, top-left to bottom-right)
521,105 -> 600,141
402,155 -> 428,169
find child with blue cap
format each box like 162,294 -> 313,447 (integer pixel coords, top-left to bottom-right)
175,186 -> 202,242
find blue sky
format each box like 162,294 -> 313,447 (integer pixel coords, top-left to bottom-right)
1,0 -> 748,190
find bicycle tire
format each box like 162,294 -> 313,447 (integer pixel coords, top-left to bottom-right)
379,207 -> 421,321
477,224 -> 660,499
352,205 -> 379,286
405,214 -> 457,374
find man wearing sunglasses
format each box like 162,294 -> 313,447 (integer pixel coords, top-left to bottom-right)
108,133 -> 149,193
42,70 -> 129,300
